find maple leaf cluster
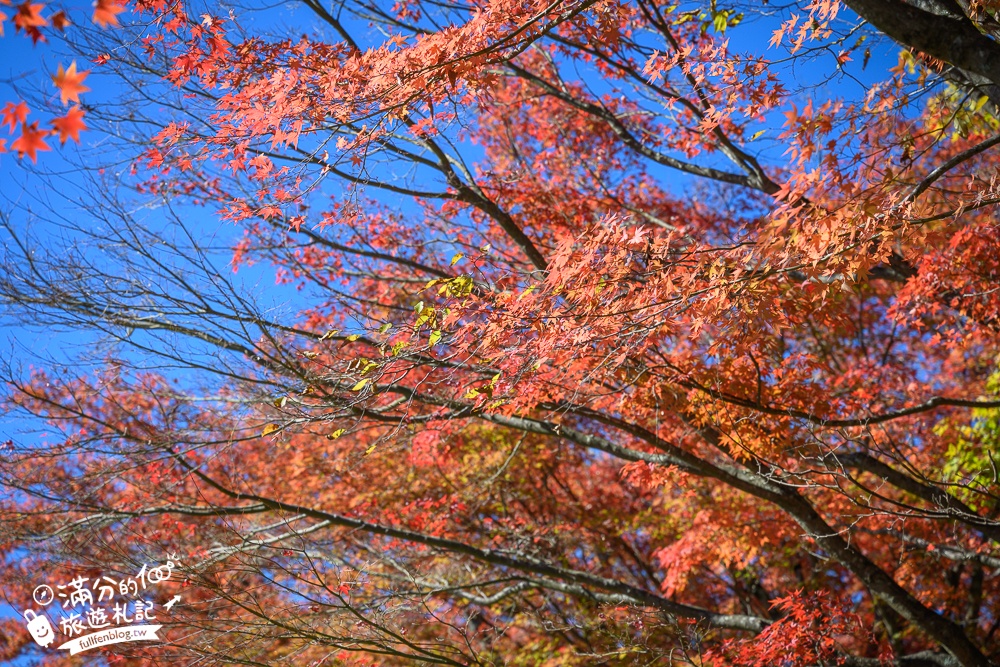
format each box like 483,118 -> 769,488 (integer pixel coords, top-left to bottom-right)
0,0 -> 123,161
0,0 -> 124,40
0,72 -> 87,161
2,0 -> 1000,666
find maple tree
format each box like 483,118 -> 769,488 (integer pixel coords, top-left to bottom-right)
2,0 -> 1000,665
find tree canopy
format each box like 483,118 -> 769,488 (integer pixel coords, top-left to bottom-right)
1,0 -> 1000,665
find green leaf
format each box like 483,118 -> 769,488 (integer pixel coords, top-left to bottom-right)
378,322 -> 392,334
429,330 -> 442,347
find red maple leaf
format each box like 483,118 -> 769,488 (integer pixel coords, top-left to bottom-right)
10,121 -> 51,162
52,61 -> 91,105
13,1 -> 46,29
13,0 -> 46,42
1,101 -> 30,133
93,0 -> 125,27
49,9 -> 69,29
51,105 -> 87,144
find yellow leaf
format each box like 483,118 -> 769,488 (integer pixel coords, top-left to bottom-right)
364,443 -> 377,456
429,330 -> 442,347
352,378 -> 369,391
464,388 -> 480,399
452,276 -> 473,296
327,428 -> 346,440
378,322 -> 392,334
274,396 -> 288,408
450,252 -> 464,266
262,423 -> 281,436
319,329 -> 339,340
346,334 -> 360,342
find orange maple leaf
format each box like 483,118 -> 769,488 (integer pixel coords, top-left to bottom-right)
0,11 -> 7,37
51,105 -> 86,144
93,0 -> 125,27
13,0 -> 46,41
1,101 -> 30,133
10,121 -> 51,162
13,1 -> 46,29
52,61 -> 91,105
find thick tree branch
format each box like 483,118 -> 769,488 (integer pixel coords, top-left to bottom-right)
170,449 -> 769,633
844,0 -> 1000,85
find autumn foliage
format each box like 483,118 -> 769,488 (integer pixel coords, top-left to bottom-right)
0,0 -> 105,160
1,0 -> 1000,665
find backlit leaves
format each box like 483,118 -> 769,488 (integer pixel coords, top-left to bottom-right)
10,121 -> 50,161
50,105 -> 86,143
52,61 -> 91,105
92,0 -> 125,27
3,0 -> 1000,665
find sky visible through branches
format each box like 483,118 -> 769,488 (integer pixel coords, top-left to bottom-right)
1,1 -> 999,665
